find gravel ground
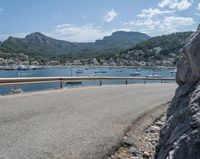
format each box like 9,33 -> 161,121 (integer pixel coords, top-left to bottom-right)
110,114 -> 166,159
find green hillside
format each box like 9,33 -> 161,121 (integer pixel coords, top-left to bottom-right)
0,31 -> 150,60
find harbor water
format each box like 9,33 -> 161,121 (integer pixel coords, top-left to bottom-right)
0,67 -> 176,95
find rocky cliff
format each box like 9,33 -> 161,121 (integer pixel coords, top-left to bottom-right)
155,25 -> 200,159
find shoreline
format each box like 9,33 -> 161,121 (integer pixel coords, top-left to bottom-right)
0,65 -> 176,71
0,83 -> 177,97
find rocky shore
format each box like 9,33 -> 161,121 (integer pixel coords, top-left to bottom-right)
110,114 -> 166,159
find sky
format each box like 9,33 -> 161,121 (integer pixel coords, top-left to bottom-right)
0,0 -> 199,42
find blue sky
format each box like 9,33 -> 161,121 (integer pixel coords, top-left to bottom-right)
0,0 -> 199,42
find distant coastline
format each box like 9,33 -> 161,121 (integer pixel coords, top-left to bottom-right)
0,65 -> 176,71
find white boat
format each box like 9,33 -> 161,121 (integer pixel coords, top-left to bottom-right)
137,68 -> 142,72
116,70 -> 123,72
100,70 -> 107,73
170,69 -> 177,74
29,65 -> 40,70
130,71 -> 140,76
153,69 -> 161,73
76,69 -> 84,73
147,74 -> 161,78
89,73 -> 96,76
18,64 -> 28,70
11,88 -> 23,94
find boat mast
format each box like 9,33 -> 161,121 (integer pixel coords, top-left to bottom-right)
70,64 -> 73,77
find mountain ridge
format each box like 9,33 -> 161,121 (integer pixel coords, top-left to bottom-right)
0,31 -> 150,59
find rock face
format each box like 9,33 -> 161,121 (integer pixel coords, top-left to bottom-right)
176,25 -> 200,85
155,25 -> 200,159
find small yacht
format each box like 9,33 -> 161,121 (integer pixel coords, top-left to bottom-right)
29,65 -> 39,70
100,70 -> 107,73
130,71 -> 140,76
116,70 -> 123,72
76,69 -> 84,74
11,88 -> 23,94
18,64 -> 28,71
170,69 -> 177,74
89,73 -> 96,76
147,74 -> 161,78
94,71 -> 100,73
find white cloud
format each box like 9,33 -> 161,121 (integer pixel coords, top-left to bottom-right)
126,0 -> 195,36
137,8 -> 174,18
123,16 -> 195,36
104,9 -> 117,22
198,3 -> 200,10
135,19 -> 160,31
48,23 -> 112,42
159,0 -> 192,11
159,16 -> 195,33
123,19 -> 160,34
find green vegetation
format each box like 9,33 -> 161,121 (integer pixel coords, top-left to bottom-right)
0,31 -> 150,61
101,32 -> 193,64
0,31 -> 193,66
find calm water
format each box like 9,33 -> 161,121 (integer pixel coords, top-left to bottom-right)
0,67 -> 176,95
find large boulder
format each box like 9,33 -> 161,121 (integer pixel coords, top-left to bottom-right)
155,82 -> 200,159
176,25 -> 200,85
155,25 -> 200,159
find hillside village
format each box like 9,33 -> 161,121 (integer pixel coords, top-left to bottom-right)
0,51 -> 174,68
0,31 -> 192,68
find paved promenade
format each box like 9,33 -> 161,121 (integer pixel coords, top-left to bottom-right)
0,83 -> 177,159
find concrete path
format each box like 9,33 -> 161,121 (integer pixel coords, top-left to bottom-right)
0,83 -> 177,159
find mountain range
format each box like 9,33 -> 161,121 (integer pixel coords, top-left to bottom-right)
0,31 -> 150,60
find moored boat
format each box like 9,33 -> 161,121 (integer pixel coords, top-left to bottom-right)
66,81 -> 82,85
170,69 -> 177,74
100,70 -> 107,73
130,71 -> 140,76
89,73 -> 96,76
17,64 -> 29,71
76,69 -> 84,74
146,74 -> 161,78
